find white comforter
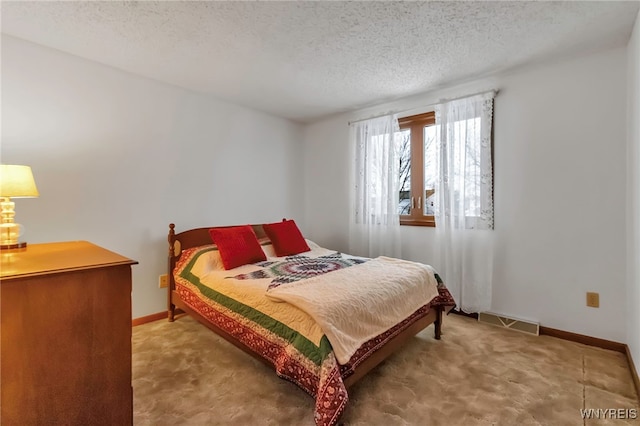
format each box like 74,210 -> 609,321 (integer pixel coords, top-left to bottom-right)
265,256 -> 440,364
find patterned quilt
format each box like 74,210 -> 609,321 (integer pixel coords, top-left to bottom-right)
173,244 -> 455,426
230,252 -> 368,290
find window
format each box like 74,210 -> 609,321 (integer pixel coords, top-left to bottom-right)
396,112 -> 437,226
440,115 -> 487,227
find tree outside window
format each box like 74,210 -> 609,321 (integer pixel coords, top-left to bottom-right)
396,112 -> 437,226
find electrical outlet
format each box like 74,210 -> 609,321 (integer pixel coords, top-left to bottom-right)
586,292 -> 599,308
159,274 -> 169,289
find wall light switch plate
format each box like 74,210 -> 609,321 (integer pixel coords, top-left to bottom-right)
159,274 -> 169,288
586,292 -> 599,308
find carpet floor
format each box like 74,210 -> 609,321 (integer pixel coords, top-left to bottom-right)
132,313 -> 639,425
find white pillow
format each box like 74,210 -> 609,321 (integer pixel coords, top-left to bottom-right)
262,243 -> 277,258
196,240 -> 320,269
200,241 -> 275,270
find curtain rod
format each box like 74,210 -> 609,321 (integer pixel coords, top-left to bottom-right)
347,89 -> 498,126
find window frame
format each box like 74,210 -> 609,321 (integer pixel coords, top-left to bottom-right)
397,111 -> 436,227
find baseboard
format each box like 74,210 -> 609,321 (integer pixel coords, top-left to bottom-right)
132,311 -> 167,326
539,326 -> 626,353
625,345 -> 640,402
132,309 -> 185,326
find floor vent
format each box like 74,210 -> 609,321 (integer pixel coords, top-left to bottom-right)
478,312 -> 540,336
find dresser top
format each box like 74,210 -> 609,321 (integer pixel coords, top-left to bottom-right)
1,241 -> 137,279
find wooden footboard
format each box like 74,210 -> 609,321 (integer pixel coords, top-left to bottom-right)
166,222 -> 449,388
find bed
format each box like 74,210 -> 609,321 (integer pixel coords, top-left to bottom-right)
167,221 -> 455,426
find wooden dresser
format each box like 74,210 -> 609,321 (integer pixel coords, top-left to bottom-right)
0,241 -> 137,426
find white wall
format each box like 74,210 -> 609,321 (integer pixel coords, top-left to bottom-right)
2,33 -> 633,344
304,47 -> 628,342
1,35 -> 304,318
627,10 -> 640,375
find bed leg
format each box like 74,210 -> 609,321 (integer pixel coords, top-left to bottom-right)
168,223 -> 176,322
434,307 -> 443,340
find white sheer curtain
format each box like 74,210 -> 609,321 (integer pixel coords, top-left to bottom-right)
434,91 -> 496,313
349,114 -> 401,258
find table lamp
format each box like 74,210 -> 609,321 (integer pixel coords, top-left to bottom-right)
0,165 -> 39,250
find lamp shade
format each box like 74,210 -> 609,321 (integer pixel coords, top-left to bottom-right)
0,165 -> 39,198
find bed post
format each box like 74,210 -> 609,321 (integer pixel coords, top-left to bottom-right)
434,306 -> 443,340
168,223 -> 176,322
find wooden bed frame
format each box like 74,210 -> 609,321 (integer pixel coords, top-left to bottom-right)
167,223 -> 450,388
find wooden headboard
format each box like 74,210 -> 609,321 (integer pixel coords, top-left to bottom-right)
167,223 -> 269,297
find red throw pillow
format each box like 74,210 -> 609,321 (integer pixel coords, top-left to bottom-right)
263,219 -> 311,257
208,225 -> 266,270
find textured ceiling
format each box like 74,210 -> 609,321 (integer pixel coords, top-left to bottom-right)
2,1 -> 639,123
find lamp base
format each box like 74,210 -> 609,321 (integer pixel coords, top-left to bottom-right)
0,241 -> 27,250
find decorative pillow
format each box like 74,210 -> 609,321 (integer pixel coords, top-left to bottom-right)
208,225 -> 267,270
262,219 -> 311,257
